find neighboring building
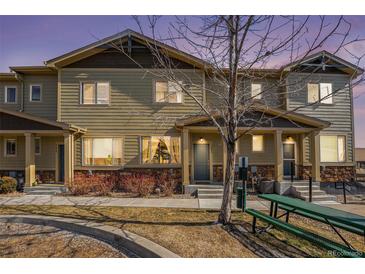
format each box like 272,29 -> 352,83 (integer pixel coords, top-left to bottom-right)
0,29 -> 363,191
355,148 -> 365,180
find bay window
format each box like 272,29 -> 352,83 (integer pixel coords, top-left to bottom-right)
81,82 -> 110,105
83,137 -> 123,166
155,80 -> 183,103
141,136 -> 181,164
320,135 -> 346,162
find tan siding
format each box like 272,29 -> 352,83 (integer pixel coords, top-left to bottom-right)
238,134 -> 275,164
0,136 -> 25,169
62,68 -> 204,167
23,75 -> 58,120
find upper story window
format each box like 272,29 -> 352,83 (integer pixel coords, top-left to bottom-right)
4,86 -> 17,103
35,137 -> 41,155
141,136 -> 181,164
30,85 -> 42,102
82,137 -> 123,166
155,80 -> 183,103
252,135 -> 264,152
307,83 -> 333,104
320,135 -> 346,162
5,139 -> 16,156
80,82 -> 110,105
251,83 -> 262,99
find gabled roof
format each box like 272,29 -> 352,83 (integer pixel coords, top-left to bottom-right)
0,108 -> 86,133
10,66 -> 56,75
45,29 -> 208,69
282,50 -> 364,77
176,103 -> 330,129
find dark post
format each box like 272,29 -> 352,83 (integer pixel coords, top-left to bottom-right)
243,179 -> 247,212
342,181 -> 347,204
290,161 -> 294,183
309,176 -> 312,202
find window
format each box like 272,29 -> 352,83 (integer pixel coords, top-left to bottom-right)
82,137 -> 122,166
5,86 -> 17,103
30,85 -> 41,102
5,139 -> 16,156
320,135 -> 346,162
252,135 -> 264,152
81,82 -> 110,105
155,80 -> 183,103
35,137 -> 41,155
251,83 -> 262,99
307,83 -> 333,104
141,136 -> 181,164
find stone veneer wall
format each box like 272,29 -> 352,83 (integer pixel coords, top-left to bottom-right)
297,165 -> 355,182
212,164 -> 275,182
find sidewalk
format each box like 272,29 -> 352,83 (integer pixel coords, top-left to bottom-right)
0,195 -> 364,215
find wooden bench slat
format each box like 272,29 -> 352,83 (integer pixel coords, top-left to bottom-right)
245,208 -> 364,258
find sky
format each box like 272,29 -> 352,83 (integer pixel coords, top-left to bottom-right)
0,15 -> 364,147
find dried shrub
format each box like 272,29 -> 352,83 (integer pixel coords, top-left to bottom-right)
157,171 -> 178,196
0,176 -> 17,194
121,173 -> 156,197
67,174 -> 116,196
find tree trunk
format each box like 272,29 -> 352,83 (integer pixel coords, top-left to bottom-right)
218,139 -> 236,224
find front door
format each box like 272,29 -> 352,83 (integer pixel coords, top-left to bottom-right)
58,144 -> 65,182
194,144 -> 210,181
283,143 -> 295,177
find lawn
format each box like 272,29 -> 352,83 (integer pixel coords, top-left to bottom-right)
0,205 -> 363,257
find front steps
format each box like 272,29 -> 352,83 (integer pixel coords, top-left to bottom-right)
195,185 -> 224,199
291,181 -> 338,203
24,184 -> 66,195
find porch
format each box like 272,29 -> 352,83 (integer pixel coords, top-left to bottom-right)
0,108 -> 86,186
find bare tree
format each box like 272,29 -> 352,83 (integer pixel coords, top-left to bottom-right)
111,16 -> 365,224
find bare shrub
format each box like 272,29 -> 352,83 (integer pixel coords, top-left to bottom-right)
0,176 -> 17,194
67,174 -> 115,196
121,173 -> 156,197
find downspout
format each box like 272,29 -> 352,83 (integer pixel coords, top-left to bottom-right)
14,72 -> 24,112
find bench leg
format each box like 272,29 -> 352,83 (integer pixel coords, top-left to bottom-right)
285,212 -> 290,223
252,216 -> 257,233
274,203 -> 278,218
269,202 -> 274,217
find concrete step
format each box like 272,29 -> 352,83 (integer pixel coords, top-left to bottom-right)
198,193 -> 224,199
293,185 -> 320,190
198,189 -> 224,195
301,194 -> 338,202
291,182 -> 320,187
295,190 -> 327,196
24,185 -> 66,195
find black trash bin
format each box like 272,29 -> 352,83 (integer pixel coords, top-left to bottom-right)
236,187 -> 243,209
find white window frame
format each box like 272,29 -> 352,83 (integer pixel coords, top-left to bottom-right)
320,135 -> 346,163
30,84 -> 42,102
81,137 -> 123,166
252,135 -> 264,152
154,80 -> 183,104
4,86 -> 17,104
251,83 -> 262,100
140,136 -> 181,164
35,137 -> 41,156
80,81 -> 110,105
4,138 -> 17,157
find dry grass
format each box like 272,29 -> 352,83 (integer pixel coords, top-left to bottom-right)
0,205 -> 363,257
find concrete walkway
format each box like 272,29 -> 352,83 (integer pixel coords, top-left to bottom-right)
0,195 -> 364,215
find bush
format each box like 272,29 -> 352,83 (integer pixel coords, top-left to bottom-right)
121,173 -> 156,197
0,176 -> 17,194
157,171 -> 178,196
67,174 -> 115,196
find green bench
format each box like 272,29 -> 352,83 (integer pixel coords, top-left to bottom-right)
246,208 -> 363,258
244,194 -> 365,258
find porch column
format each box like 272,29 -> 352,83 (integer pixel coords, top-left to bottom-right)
182,128 -> 190,185
63,132 -> 74,184
24,133 -> 35,187
274,130 -> 283,182
310,130 -> 321,182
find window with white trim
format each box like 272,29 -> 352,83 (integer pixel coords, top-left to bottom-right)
30,85 -> 41,102
35,137 -> 41,155
320,135 -> 346,162
155,81 -> 183,103
82,137 -> 122,166
251,83 -> 262,99
252,135 -> 264,152
141,136 -> 181,164
81,82 -> 110,105
307,83 -> 333,104
5,86 -> 17,103
5,139 -> 16,156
